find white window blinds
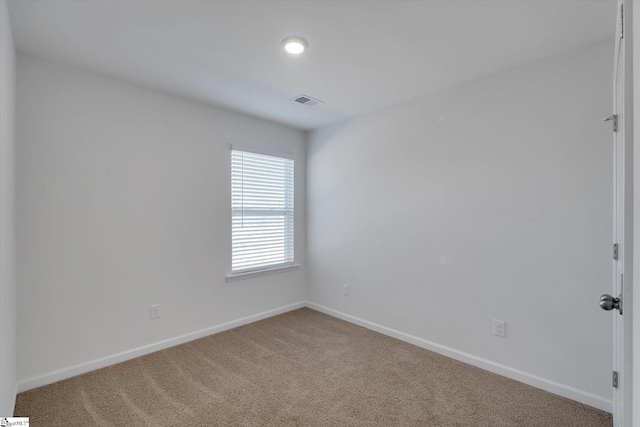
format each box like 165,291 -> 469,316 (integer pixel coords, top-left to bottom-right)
231,149 -> 294,273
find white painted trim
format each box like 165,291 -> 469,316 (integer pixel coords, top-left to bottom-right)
306,302 -> 613,413
17,301 -> 306,393
10,383 -> 16,416
633,0 -> 640,423
226,264 -> 300,283
16,299 -> 613,414
231,144 -> 297,160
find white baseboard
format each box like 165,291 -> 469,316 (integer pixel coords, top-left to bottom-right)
11,382 -> 16,416
17,301 -> 306,393
16,299 -> 612,414
306,302 -> 612,413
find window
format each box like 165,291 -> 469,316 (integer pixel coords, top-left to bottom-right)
231,149 -> 294,275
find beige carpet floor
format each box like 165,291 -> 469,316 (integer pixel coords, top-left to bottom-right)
15,308 -> 612,426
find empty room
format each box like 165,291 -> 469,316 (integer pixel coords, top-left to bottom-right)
1,0 -> 639,426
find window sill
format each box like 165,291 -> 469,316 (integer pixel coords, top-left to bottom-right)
225,264 -> 300,283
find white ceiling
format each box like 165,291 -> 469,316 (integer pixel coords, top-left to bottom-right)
7,0 -> 615,131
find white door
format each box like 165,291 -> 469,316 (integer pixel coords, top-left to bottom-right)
601,2 -> 627,426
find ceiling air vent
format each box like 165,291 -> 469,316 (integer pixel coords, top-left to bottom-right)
292,94 -> 324,107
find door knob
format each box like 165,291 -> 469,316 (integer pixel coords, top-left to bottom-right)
600,294 -> 622,314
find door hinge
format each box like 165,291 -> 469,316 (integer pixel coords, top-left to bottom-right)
603,115 -> 618,132
613,243 -> 619,260
620,4 -> 624,39
613,371 -> 618,388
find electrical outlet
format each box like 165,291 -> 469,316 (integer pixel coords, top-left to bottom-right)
343,284 -> 350,296
150,304 -> 160,319
493,319 -> 505,337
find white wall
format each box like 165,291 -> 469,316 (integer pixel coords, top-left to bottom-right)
15,54 -> 306,384
12,24 -> 617,415
0,0 -> 17,416
307,40 -> 614,408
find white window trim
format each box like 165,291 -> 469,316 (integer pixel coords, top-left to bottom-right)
225,264 -> 300,283
230,146 -> 296,278
230,144 -> 296,160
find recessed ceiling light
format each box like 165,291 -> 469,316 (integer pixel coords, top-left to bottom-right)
282,37 -> 308,55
